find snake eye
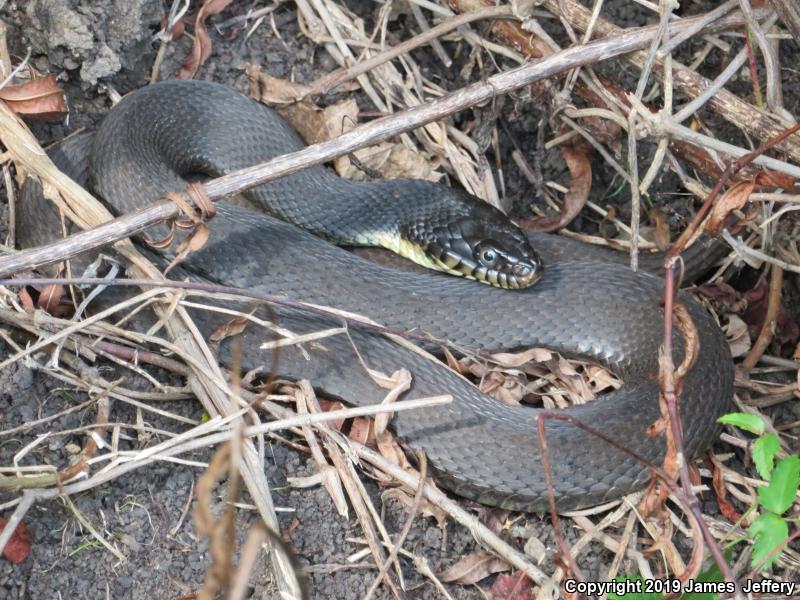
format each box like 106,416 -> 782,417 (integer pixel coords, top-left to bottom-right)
480,248 -> 497,265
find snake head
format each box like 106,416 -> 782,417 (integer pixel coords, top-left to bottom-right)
419,202 -> 544,289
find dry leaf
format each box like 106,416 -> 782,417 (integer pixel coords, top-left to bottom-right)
250,71 -> 440,182
754,169 -> 795,190
18,288 -> 35,315
37,283 -> 71,317
743,278 -> 799,348
522,536 -> 546,564
348,417 -> 375,447
0,74 -> 68,121
375,430 -> 411,471
705,180 -> 755,236
442,346 -> 466,374
335,143 -> 440,182
648,206 -> 671,251
708,453 -> 741,523
519,138 -> 592,232
164,223 -> 210,274
209,315 -> 250,343
585,364 -> 622,392
724,314 -> 751,358
438,550 -> 510,584
479,370 -> 526,405
318,399 -> 347,432
248,66 -> 313,105
490,347 -> 553,368
277,98 -> 357,145
178,0 -> 233,79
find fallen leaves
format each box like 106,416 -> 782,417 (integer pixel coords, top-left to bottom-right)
247,69 -> 441,182
698,278 -> 800,357
0,74 -> 67,121
18,283 -> 73,318
457,347 -> 620,408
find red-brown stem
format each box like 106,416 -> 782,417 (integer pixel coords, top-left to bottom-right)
537,415 -> 585,584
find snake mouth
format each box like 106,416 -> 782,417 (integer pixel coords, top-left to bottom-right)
430,247 -> 544,289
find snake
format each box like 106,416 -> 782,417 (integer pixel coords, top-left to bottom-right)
18,80 -> 734,512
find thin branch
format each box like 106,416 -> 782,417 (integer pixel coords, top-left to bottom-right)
303,5 -> 513,96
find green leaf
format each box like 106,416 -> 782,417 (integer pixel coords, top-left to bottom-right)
717,412 -> 764,436
757,455 -> 800,514
749,512 -> 789,571
752,434 -> 781,480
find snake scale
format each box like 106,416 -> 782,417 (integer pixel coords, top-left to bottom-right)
20,80 -> 734,511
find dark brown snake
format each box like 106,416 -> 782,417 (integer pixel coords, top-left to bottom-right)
19,80 -> 734,511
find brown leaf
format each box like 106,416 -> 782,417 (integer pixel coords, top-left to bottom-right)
250,69 -> 440,182
37,283 -> 72,318
724,314 -> 751,358
491,571 -> 533,600
375,428 -> 417,478
753,169 -> 795,190
438,550 -> 510,584
442,346 -> 466,374
277,98 -> 357,146
18,288 -> 35,315
490,347 -> 553,368
0,74 -> 68,121
159,13 -> 186,41
708,453 -> 741,523
705,180 -> 755,236
178,0 -> 233,79
280,516 -> 301,547
0,519 -> 31,564
335,143 -> 440,182
348,417 -> 375,447
248,67 -> 313,105
479,370 -> 526,405
585,364 -> 622,392
164,223 -> 210,274
648,206 -> 671,251
208,315 -> 250,343
519,138 -> 592,232
318,399 -> 347,432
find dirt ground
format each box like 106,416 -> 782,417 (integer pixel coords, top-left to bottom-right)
1,0 -> 799,598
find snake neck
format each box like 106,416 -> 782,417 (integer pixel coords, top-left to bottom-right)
248,174 -> 472,252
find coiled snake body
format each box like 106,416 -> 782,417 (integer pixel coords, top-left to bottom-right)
22,81 -> 733,511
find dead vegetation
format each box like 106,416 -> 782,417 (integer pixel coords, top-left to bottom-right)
0,0 -> 799,598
